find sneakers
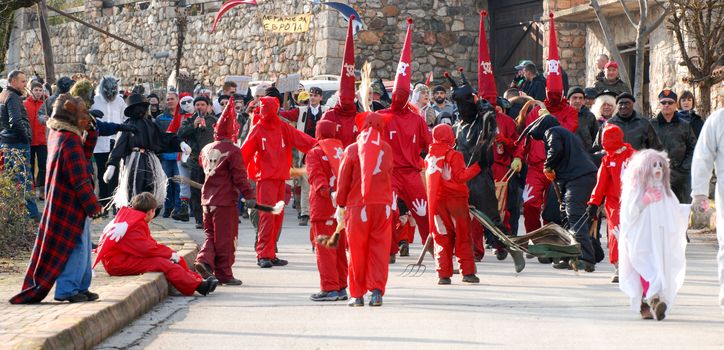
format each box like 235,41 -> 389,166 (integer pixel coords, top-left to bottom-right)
369,289 -> 383,306
640,301 -> 654,320
398,240 -> 409,257
310,290 -> 340,302
55,293 -> 88,303
348,297 -> 364,307
611,267 -> 619,283
196,277 -> 219,296
271,258 -> 288,266
337,288 -> 348,301
552,260 -> 572,270
82,290 -> 99,301
495,248 -> 508,261
438,277 -> 451,285
389,254 -> 396,264
194,262 -> 214,279
299,215 -> 309,226
222,278 -> 242,286
257,259 -> 273,268
462,274 -> 480,283
650,297 -> 667,321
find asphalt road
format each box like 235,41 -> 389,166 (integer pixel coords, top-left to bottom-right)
97,208 -> 724,350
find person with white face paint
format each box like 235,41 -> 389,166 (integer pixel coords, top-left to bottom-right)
619,149 -> 690,321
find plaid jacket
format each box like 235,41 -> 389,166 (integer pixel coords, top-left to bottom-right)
10,122 -> 101,304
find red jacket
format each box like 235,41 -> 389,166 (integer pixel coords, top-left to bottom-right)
23,97 -> 47,146
588,148 -> 633,208
515,104 -> 578,168
382,108 -> 431,171
306,146 -> 336,221
426,149 -> 480,200
320,107 -> 359,147
336,141 -> 393,207
200,140 -> 255,206
492,112 -> 518,179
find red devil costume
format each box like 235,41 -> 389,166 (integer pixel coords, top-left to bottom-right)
320,15 -> 360,147
425,124 -> 480,282
306,120 -> 348,298
10,116 -> 102,304
515,12 -> 578,233
588,124 -> 634,270
337,112 -> 394,306
379,18 -> 432,245
95,207 -> 204,295
241,96 -> 316,265
197,97 -> 256,283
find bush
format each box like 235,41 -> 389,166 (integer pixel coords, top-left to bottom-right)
0,148 -> 36,259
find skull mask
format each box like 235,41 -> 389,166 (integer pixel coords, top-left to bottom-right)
180,96 -> 195,114
203,148 -> 229,177
653,160 -> 664,182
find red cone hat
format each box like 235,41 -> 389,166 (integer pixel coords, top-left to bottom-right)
214,95 -> 240,140
546,12 -> 563,99
391,18 -> 413,111
339,15 -> 356,106
478,10 -> 497,106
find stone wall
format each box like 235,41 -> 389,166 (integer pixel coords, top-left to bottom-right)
7,0 -> 486,91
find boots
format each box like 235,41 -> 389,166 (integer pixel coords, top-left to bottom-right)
172,199 -> 190,222
398,240 -> 410,257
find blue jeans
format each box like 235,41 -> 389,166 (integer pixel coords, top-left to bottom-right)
55,218 -> 92,299
0,142 -> 39,218
161,159 -> 181,211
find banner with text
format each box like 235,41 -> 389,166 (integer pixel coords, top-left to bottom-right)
261,14 -> 312,33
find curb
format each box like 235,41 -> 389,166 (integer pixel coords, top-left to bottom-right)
9,229 -> 198,350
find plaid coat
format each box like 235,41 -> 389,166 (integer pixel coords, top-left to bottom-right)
10,119 -> 101,304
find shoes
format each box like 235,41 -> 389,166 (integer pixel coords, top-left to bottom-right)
553,260 -> 572,270
194,262 -> 214,279
611,268 -> 619,283
257,259 -> 273,268
438,277 -> 451,285
389,254 -> 396,264
462,274 -> 480,283
495,248 -> 508,261
538,257 -> 553,264
337,288 -> 348,301
241,210 -> 249,219
299,215 -> 309,226
222,278 -> 242,286
82,291 -> 99,301
271,258 -> 288,266
348,297 -> 364,307
398,240 -> 409,257
571,260 -> 595,273
310,290 -> 340,302
196,277 -> 219,296
195,222 -> 203,229
55,293 -> 88,303
162,207 -> 172,218
650,297 -> 667,321
474,255 -> 483,262
172,200 -> 190,221
640,301 -> 654,320
369,289 -> 383,306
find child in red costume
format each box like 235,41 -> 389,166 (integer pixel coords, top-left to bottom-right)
379,18 -> 432,245
95,192 -> 217,296
306,120 -> 349,302
195,96 -> 256,285
337,112 -> 394,307
514,13 -> 578,233
241,96 -> 316,268
587,124 -> 635,283
425,124 -> 481,285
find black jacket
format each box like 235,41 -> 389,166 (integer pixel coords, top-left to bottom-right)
650,112 -> 696,174
521,75 -> 546,102
575,105 -> 599,155
678,109 -> 704,138
0,87 -> 31,144
529,115 -> 598,182
178,113 -> 218,169
594,111 -> 662,151
108,117 -> 182,167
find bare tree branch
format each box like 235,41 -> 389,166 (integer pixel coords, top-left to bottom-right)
619,0 -> 639,28
645,5 -> 669,35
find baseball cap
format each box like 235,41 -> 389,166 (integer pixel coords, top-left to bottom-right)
515,60 -> 534,70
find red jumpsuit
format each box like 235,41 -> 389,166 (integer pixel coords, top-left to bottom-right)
337,116 -> 394,299
492,112 -> 520,231
380,106 -> 432,243
320,104 -> 359,147
306,120 -> 348,292
588,124 -> 634,265
515,101 -> 578,232
98,207 -> 202,296
198,139 -> 255,283
425,124 -> 480,278
241,96 -> 316,260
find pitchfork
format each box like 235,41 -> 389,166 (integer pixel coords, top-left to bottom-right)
400,235 -> 434,277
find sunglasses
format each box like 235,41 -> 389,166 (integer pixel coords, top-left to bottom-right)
660,100 -> 675,105
180,100 -> 193,105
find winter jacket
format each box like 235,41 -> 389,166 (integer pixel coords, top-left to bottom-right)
594,78 -> 631,96
529,115 -> 598,182
23,96 -> 47,146
575,105 -> 599,155
650,112 -> 696,178
178,113 -> 218,170
515,104 -> 578,168
0,86 -> 31,144
155,112 -> 178,161
594,111 -> 662,151
200,140 -> 255,206
108,117 -> 183,167
521,74 -> 547,101
678,109 -> 704,138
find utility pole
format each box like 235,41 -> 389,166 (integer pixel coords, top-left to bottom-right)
37,0 -> 56,83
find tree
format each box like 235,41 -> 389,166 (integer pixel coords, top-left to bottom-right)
590,0 -> 669,111
667,0 -> 723,117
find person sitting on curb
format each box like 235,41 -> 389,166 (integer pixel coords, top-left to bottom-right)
95,192 -> 218,296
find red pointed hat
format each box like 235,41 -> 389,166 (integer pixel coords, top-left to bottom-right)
339,15 -> 356,106
546,12 -> 563,99
214,95 -> 240,140
478,10 -> 497,106
391,18 -> 413,111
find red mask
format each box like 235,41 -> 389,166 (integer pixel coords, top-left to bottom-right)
601,124 -> 625,153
